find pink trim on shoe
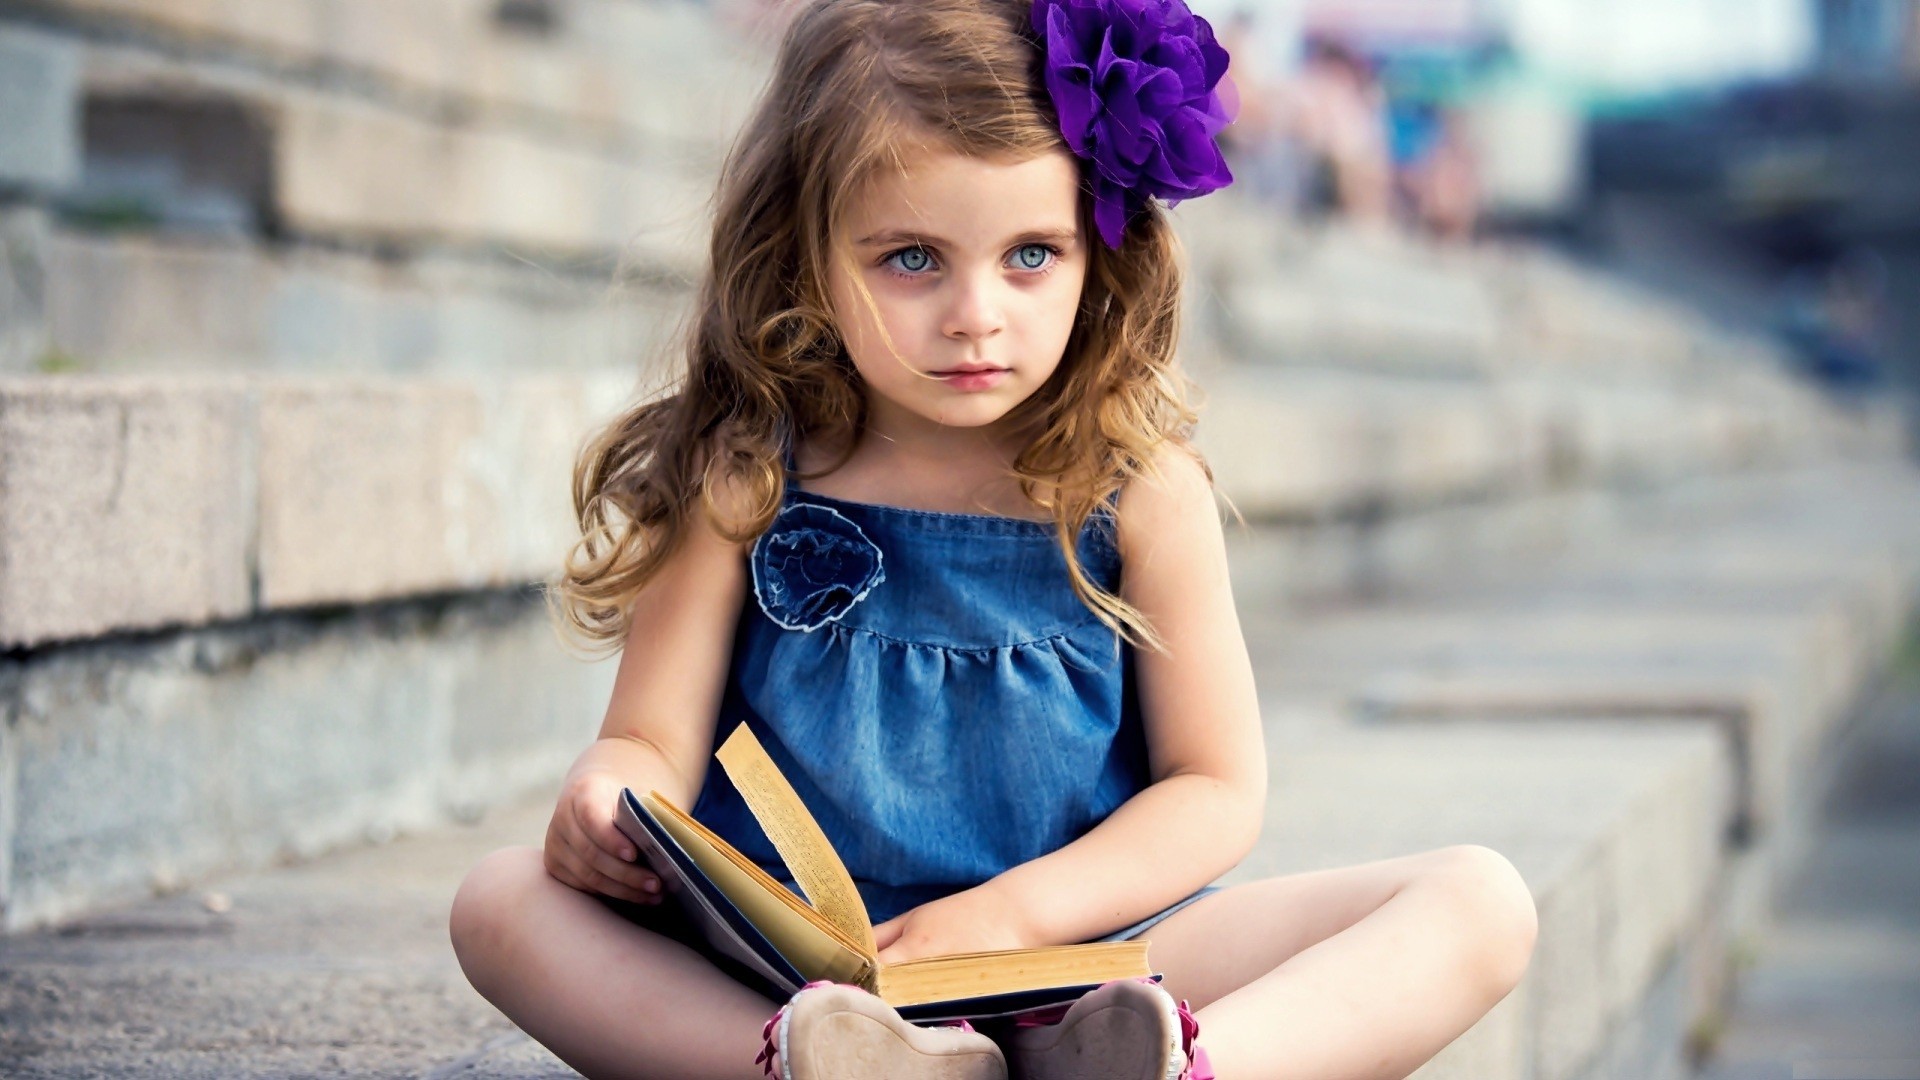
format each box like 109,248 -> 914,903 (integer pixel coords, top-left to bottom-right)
757,980 -> 839,1079
1173,995 -> 1215,1080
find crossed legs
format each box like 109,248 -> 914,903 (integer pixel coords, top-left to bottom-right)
449,843 -> 1537,1080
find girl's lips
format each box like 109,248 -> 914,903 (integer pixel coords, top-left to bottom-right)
934,367 -> 1010,391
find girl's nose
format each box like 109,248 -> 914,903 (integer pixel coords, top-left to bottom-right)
941,269 -> 1007,341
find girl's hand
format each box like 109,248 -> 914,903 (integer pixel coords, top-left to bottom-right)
872,884 -> 1036,966
542,768 -> 664,905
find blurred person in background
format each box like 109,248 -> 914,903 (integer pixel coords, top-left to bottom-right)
1274,33 -> 1397,227
1395,104 -> 1481,242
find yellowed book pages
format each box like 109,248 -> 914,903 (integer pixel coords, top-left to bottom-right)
715,724 -> 877,957
642,793 -> 873,987
874,940 -> 1151,1007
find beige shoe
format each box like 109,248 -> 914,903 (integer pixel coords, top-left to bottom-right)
758,981 -> 1009,1080
1005,978 -> 1209,1080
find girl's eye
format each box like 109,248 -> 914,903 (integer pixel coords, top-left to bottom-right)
886,246 -> 934,275
1006,243 -> 1067,270
1012,243 -> 1056,271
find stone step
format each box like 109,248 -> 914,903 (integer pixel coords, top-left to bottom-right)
1254,485 -> 1920,837
1195,367 -> 1903,523
1,209 -> 687,376
254,375 -> 626,609
0,590 -> 615,933
0,372 -> 634,648
26,0 -> 762,148
1172,202 -> 1757,377
51,39 -> 718,265
1234,462 -> 1920,650
0,793 -> 559,1077
0,714 -> 1735,1080
1358,670 -> 1800,841
1226,719 -> 1733,1080
268,87 -> 711,264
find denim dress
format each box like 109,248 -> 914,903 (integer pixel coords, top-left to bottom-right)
685,440 -> 1221,939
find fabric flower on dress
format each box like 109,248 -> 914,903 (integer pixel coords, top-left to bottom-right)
1030,0 -> 1238,249
752,504 -> 887,632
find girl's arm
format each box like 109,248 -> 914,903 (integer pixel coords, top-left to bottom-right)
542,460 -> 753,904
987,442 -> 1268,946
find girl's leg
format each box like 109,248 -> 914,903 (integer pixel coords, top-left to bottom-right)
1137,844 -> 1539,1080
449,845 -> 781,1080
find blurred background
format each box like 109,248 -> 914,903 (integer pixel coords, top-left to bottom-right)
1197,0 -> 1918,404
1,2 -> 1917,1078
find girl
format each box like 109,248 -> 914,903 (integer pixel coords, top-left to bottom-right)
448,1 -> 1538,1078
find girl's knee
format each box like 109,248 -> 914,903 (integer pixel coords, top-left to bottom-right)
449,845 -> 549,974
1427,844 -> 1539,993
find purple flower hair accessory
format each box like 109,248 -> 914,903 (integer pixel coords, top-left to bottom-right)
1030,0 -> 1238,249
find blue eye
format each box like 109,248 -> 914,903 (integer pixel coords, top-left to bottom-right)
1014,243 -> 1053,271
885,246 -> 934,275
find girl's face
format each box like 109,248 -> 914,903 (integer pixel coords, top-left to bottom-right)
826,143 -> 1087,446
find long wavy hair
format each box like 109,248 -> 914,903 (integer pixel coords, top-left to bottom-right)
549,0 -> 1211,657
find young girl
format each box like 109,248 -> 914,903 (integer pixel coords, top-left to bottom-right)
449,1 -> 1538,1077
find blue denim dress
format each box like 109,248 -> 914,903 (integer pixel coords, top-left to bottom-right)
685,439 -> 1218,939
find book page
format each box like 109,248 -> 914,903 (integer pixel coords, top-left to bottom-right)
643,793 -> 872,986
645,794 -> 869,956
715,723 -> 877,958
874,940 -> 1152,1009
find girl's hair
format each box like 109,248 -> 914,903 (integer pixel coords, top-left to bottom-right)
549,0 -> 1209,658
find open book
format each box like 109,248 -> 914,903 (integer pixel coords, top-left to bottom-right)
612,722 -> 1155,1023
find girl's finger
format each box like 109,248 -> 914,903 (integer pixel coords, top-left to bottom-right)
549,831 -> 605,887
573,787 -> 642,864
549,844 -> 648,903
561,817 -> 660,894
575,827 -> 659,893
589,870 -> 651,904
569,789 -> 646,868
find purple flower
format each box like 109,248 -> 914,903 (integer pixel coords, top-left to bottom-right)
1031,0 -> 1237,249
